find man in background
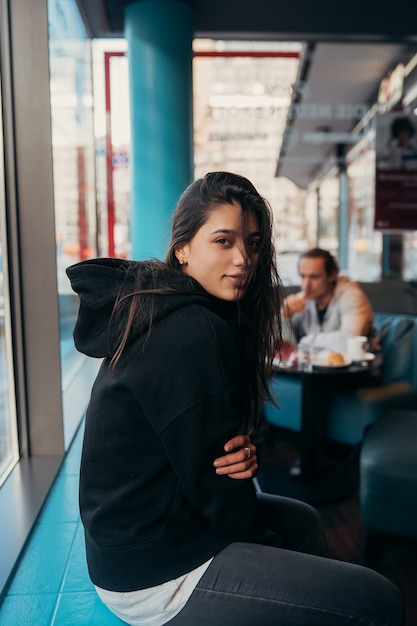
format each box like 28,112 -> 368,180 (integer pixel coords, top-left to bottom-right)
282,248 -> 378,351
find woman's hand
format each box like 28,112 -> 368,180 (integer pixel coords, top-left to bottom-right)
213,434 -> 258,479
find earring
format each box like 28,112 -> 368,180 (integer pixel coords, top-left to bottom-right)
179,260 -> 184,265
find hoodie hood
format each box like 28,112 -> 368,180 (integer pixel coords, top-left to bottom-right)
66,257 -> 235,358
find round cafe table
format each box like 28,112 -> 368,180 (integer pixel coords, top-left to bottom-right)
257,354 -> 382,505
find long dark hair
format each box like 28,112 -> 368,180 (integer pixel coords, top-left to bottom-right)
166,171 -> 283,427
110,172 -> 283,431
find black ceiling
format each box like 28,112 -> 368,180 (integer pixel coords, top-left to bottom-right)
78,0 -> 417,42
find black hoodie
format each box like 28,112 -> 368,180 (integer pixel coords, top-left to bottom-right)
66,258 -> 262,592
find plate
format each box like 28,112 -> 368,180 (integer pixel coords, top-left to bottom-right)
312,356 -> 352,369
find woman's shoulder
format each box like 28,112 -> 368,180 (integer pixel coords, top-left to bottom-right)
126,301 -> 243,401
149,302 -> 240,371
156,301 -> 236,347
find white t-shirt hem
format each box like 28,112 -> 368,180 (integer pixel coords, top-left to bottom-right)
95,558 -> 213,626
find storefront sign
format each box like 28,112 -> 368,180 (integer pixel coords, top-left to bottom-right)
374,111 -> 417,230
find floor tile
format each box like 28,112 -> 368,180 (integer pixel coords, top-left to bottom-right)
38,475 -> 80,525
0,593 -> 57,625
6,523 -> 77,595
53,591 -> 124,625
61,524 -> 93,593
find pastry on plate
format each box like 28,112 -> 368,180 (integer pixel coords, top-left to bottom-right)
325,351 -> 346,365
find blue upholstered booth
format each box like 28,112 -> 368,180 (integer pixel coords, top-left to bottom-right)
360,408 -> 417,540
327,313 -> 417,444
265,376 -> 302,432
264,313 -> 417,446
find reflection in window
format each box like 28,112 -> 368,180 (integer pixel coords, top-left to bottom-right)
47,0 -> 97,381
0,78 -> 19,486
92,42 -> 131,259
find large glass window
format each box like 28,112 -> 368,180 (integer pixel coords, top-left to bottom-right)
47,0 -> 97,381
0,78 -> 19,486
47,0 -> 97,448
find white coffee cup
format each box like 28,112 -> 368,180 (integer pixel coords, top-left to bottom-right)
346,336 -> 367,362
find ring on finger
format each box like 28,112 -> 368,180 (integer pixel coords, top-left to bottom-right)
244,446 -> 251,459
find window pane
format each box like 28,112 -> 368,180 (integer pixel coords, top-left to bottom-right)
92,42 -> 130,259
0,77 -> 19,486
48,0 -> 97,445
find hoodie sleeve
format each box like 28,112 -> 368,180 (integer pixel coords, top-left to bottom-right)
126,304 -> 261,541
160,393 -> 260,540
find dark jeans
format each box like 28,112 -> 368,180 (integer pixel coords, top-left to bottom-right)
168,493 -> 404,626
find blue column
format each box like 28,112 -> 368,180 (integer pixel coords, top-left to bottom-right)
337,169 -> 349,271
124,0 -> 194,260
336,144 -> 349,271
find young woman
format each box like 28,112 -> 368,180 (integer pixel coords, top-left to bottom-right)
67,172 -> 403,625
